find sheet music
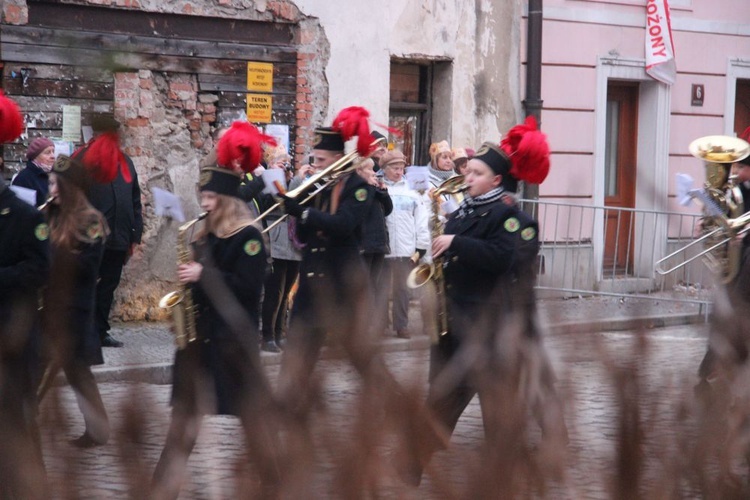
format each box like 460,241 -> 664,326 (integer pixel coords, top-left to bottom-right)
151,187 -> 186,222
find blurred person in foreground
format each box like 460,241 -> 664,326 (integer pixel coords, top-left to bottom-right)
0,90 -> 50,498
12,136 -> 56,206
695,129 -> 750,402
399,118 -> 566,486
151,122 -> 279,499
41,154 -> 110,448
81,115 -> 142,348
380,149 -> 429,339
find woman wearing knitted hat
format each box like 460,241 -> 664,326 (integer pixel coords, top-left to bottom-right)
151,121 -> 280,499
12,137 -> 55,206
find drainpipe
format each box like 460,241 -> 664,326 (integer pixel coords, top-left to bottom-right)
523,0 -> 543,208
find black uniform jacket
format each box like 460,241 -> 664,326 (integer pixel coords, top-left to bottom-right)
297,172 -> 374,278
172,224 -> 267,416
0,186 -> 49,356
291,172 -> 374,325
442,199 -> 539,307
46,219 -> 106,366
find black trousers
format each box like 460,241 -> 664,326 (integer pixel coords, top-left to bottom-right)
261,259 -> 300,343
94,248 -> 128,340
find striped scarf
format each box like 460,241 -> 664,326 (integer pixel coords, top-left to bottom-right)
456,187 -> 505,218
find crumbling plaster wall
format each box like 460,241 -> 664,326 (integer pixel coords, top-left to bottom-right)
293,0 -> 522,148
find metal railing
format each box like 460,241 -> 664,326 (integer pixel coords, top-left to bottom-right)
521,199 -> 714,316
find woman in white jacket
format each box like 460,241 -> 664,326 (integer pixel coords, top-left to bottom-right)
381,150 -> 430,338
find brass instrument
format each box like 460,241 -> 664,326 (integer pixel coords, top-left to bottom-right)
159,212 -> 207,349
407,176 -> 467,341
256,138 -> 384,233
38,195 -> 56,210
656,135 -> 750,284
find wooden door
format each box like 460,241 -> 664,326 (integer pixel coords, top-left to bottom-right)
603,83 -> 638,275
735,79 -> 750,136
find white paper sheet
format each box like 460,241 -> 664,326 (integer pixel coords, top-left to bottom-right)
676,173 -> 694,206
10,185 -> 38,207
405,166 -> 430,192
151,187 -> 185,222
261,168 -> 287,194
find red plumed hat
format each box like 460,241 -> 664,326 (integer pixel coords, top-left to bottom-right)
740,126 -> 750,143
331,106 -> 375,157
78,131 -> 130,184
500,116 -> 550,185
217,121 -> 277,173
0,90 -> 24,144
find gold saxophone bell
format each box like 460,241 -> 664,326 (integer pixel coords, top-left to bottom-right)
407,263 -> 434,289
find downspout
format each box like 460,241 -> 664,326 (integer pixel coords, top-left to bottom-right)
522,0 -> 543,207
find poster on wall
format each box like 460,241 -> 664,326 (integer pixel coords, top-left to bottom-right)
265,123 -> 290,153
62,105 -> 82,142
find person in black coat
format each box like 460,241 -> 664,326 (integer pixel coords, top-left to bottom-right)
42,155 -> 110,448
355,157 -> 393,335
0,182 -> 50,497
277,125 -> 379,403
400,123 -> 563,485
152,122 -> 279,499
12,136 -> 56,206
79,115 -> 143,348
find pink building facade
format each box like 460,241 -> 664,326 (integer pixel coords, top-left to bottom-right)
527,0 -> 750,291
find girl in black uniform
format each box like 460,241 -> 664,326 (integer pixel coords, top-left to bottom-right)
43,155 -> 110,447
151,123 -> 278,499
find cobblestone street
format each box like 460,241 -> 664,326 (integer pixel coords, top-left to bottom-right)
39,322 -> 713,499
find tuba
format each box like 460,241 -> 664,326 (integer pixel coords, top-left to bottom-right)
159,212 -> 207,349
657,135 -> 750,283
407,176 -> 467,341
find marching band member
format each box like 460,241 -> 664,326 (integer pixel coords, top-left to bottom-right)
151,122 -> 279,499
401,117 -> 557,485
43,154 -> 110,448
0,91 -> 50,498
277,108 -> 378,403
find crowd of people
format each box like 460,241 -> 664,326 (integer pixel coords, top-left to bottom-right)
0,87 -> 570,496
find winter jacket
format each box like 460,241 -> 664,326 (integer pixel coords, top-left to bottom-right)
360,187 -> 392,254
12,160 -> 49,206
383,178 -> 430,258
87,154 -> 142,251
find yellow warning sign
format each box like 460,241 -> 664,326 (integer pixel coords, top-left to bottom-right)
246,94 -> 273,123
246,62 -> 274,92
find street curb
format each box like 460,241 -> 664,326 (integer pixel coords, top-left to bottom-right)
85,313 -> 703,386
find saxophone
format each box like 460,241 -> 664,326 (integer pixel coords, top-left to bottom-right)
407,176 -> 467,342
159,212 -> 207,349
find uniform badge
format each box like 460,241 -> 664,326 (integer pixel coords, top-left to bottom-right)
86,223 -> 102,240
475,144 -> 491,157
313,133 -> 323,148
244,239 -> 261,256
199,169 -> 212,187
0,207 -> 9,216
504,217 -> 520,233
34,223 -> 49,241
521,227 -> 536,241
355,188 -> 368,202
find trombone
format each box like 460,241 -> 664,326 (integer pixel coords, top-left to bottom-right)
655,211 -> 750,275
256,138 -> 388,234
